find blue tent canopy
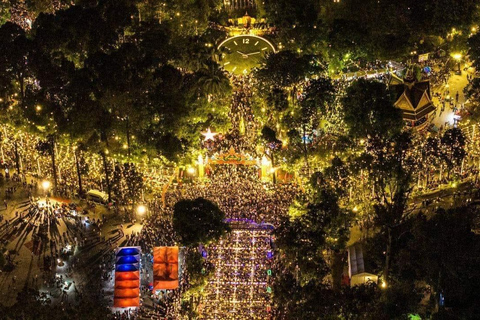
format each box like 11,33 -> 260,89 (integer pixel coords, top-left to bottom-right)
116,264 -> 139,272
117,248 -> 141,256
117,256 -> 139,265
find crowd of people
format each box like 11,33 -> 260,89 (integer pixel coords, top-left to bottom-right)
170,165 -> 298,226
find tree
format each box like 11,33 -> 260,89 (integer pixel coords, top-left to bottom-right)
294,77 -> 335,169
440,128 -> 466,177
273,178 -> 353,318
0,22 -> 34,108
396,207 -> 480,318
255,51 -> 323,90
469,32 -> 480,71
73,142 -> 88,197
123,162 -> 144,211
421,137 -> 442,185
173,197 -> 230,246
367,132 -> 416,282
194,60 -> 231,99
341,78 -> 403,140
261,126 -> 282,183
36,134 -> 58,194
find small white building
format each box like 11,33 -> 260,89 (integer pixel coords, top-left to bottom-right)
347,243 -> 378,286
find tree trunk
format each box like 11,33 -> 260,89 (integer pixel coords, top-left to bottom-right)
126,116 -> 131,158
74,149 -> 83,197
18,73 -> 25,107
13,141 -> 20,175
384,227 -> 392,282
302,124 -> 310,174
101,152 -> 112,202
271,153 -> 276,184
331,250 -> 345,292
0,141 -> 4,164
50,141 -> 58,195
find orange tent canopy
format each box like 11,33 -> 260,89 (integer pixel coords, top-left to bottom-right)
115,280 -> 140,289
114,288 -> 139,299
114,297 -> 140,308
115,271 -> 139,281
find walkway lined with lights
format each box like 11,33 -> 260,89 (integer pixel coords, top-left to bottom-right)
201,225 -> 273,319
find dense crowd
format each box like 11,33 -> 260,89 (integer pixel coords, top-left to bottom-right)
170,165 -> 298,226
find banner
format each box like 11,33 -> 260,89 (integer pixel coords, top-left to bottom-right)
153,246 -> 179,290
418,53 -> 429,62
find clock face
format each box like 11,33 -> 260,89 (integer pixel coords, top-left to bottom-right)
218,35 -> 276,74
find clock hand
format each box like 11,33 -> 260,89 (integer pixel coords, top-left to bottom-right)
236,51 -> 248,58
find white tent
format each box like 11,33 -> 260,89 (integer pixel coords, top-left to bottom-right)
347,243 -> 378,287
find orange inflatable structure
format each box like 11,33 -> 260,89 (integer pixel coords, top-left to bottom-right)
153,246 -> 179,290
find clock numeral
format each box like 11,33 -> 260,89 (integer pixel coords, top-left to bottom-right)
243,38 -> 250,44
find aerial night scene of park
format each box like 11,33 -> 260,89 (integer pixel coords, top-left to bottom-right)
0,0 -> 480,319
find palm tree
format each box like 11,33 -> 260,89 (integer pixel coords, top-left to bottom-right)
195,60 -> 231,99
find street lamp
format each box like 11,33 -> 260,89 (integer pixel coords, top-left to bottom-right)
451,53 -> 462,73
42,180 -> 51,196
136,204 -> 146,215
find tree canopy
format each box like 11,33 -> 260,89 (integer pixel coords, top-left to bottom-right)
173,197 -> 230,246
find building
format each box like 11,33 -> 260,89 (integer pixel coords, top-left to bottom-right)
223,0 -> 256,11
347,243 -> 378,287
389,68 -> 436,130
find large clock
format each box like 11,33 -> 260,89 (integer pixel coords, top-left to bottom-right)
218,35 -> 276,74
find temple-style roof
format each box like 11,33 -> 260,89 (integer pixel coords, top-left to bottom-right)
388,72 -> 436,121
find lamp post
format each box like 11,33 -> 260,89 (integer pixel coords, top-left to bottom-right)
186,166 -> 195,183
452,53 -> 462,73
41,180 -> 51,197
136,204 -> 147,220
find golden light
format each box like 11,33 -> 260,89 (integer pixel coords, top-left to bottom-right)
201,128 -> 218,141
353,206 -> 358,212
41,180 -> 51,191
122,144 -> 128,149
261,155 -> 270,166
381,281 -> 387,289
36,105 -> 42,111
136,205 -> 147,215
187,167 -> 195,174
269,167 -> 278,174
452,53 -> 462,61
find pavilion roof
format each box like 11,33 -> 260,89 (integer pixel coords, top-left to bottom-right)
389,74 -> 436,121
